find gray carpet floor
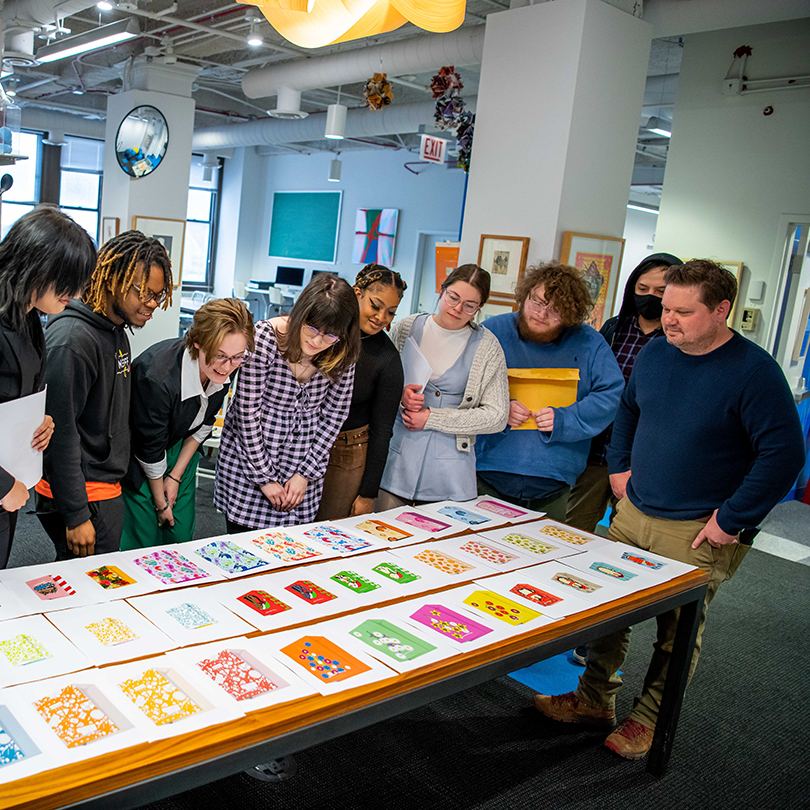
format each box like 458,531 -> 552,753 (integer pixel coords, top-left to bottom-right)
6,469 -> 810,809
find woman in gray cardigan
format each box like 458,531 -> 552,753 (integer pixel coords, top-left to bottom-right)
377,264 -> 509,507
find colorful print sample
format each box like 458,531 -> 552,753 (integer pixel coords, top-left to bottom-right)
302,525 -> 374,554
588,562 -> 637,581
538,525 -> 592,546
350,619 -> 436,662
475,499 -> 527,519
85,618 -> 140,647
0,634 -> 51,667
620,551 -> 665,571
166,603 -> 217,630
462,590 -> 542,626
436,506 -> 491,526
396,512 -> 451,533
355,520 -> 412,542
510,583 -> 563,607
34,685 -> 119,748
372,561 -> 421,584
409,604 -> 493,643
413,549 -> 473,576
281,636 -> 371,684
251,532 -> 323,563
551,571 -> 602,594
194,541 -> 269,575
197,650 -> 279,702
285,580 -> 336,605
85,565 -> 135,590
118,669 -> 201,725
237,590 -> 291,616
353,208 -> 398,265
0,726 -> 25,765
133,549 -> 211,585
25,574 -> 76,601
458,539 -> 518,566
330,571 -> 381,594
496,532 -> 559,556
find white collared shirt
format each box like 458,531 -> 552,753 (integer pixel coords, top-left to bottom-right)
138,349 -> 228,480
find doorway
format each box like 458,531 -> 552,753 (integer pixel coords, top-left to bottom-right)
411,230 -> 458,314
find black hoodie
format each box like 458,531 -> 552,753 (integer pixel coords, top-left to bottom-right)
41,301 -> 132,528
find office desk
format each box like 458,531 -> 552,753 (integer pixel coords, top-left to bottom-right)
0,568 -> 707,810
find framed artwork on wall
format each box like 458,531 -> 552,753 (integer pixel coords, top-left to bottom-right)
560,231 -> 625,330
353,208 -> 399,265
132,216 -> 186,288
268,190 -> 342,264
686,259 -> 743,326
479,298 -> 518,323
478,235 -> 530,302
101,217 -> 119,244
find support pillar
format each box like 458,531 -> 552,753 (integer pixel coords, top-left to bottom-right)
460,0 -> 652,289
101,58 -> 198,357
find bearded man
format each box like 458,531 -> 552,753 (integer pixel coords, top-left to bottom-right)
475,262 -> 623,520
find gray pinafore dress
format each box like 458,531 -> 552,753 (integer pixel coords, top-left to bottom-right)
380,314 -> 484,502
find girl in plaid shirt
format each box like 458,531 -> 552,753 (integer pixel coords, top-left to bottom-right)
214,275 -> 360,530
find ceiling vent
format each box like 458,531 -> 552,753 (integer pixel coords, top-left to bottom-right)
266,86 -> 309,120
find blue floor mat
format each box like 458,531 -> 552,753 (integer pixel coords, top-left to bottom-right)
509,651 -> 584,694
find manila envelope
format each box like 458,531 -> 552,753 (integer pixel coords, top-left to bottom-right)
508,368 -> 579,430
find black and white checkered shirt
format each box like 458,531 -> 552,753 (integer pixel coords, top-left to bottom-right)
214,320 -> 355,528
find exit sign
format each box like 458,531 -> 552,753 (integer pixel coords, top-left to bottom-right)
420,134 -> 448,164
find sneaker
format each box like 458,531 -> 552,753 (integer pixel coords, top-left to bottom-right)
571,645 -> 587,666
533,691 -> 616,727
604,718 -> 654,760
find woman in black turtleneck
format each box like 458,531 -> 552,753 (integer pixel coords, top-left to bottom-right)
316,264 -> 405,519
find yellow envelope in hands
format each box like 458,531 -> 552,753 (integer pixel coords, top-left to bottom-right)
508,368 -> 579,430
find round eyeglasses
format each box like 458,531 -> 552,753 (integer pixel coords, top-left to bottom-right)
303,324 -> 340,345
443,289 -> 481,315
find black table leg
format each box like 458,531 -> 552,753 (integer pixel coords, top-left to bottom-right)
646,582 -> 707,776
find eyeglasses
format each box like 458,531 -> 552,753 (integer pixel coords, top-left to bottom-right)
212,350 -> 251,367
131,283 -> 169,307
444,289 -> 481,315
525,295 -> 560,320
303,324 -> 340,345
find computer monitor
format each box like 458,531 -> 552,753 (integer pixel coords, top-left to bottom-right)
275,266 -> 305,287
311,269 -> 338,279
250,279 -> 274,291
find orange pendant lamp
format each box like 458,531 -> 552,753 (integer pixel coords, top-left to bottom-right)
243,0 -> 467,49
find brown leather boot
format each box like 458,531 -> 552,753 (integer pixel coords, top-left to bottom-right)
604,717 -> 654,760
533,691 -> 616,727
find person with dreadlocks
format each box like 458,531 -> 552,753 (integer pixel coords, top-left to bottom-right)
315,264 -> 405,520
0,206 -> 96,567
35,230 -> 173,559
214,273 -> 360,530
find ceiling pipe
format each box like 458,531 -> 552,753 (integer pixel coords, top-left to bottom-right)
242,27 -> 485,99
1,0 -> 97,26
193,96 -> 477,150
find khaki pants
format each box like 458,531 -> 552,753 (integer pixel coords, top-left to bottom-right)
565,462 -> 617,534
577,498 -> 749,729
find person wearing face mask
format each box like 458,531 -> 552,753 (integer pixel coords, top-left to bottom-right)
120,299 -> 255,549
565,252 -> 682,535
316,265 -> 406,520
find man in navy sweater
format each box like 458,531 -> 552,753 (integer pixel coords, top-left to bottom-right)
534,259 -> 805,760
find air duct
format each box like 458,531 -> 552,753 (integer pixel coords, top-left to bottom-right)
241,27 -> 485,100
192,97 -> 477,151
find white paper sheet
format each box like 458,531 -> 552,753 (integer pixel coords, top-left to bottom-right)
0,388 -> 45,489
401,335 -> 432,392
473,570 -> 593,620
0,699 -> 56,784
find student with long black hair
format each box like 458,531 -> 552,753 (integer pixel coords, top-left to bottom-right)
0,206 -> 96,566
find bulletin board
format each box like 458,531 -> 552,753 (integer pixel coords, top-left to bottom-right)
268,190 -> 342,264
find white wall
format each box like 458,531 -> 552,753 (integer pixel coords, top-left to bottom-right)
215,147 -> 467,314
618,207 -> 660,301
654,18 -> 810,347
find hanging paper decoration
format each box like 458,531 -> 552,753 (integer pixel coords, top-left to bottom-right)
363,73 -> 394,111
242,0 -> 467,49
428,66 -> 475,172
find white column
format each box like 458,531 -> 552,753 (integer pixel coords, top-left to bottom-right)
460,0 -> 651,279
101,59 -> 198,357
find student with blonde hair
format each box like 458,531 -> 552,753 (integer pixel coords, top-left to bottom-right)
120,298 -> 255,549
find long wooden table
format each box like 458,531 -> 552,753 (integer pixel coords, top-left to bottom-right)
0,565 -> 708,810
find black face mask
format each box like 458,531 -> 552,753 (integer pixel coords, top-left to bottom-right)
634,293 -> 663,321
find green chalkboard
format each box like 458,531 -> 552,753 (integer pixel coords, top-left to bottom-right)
268,190 -> 342,263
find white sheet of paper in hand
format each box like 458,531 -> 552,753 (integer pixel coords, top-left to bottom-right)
401,336 -> 432,392
0,388 -> 46,488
